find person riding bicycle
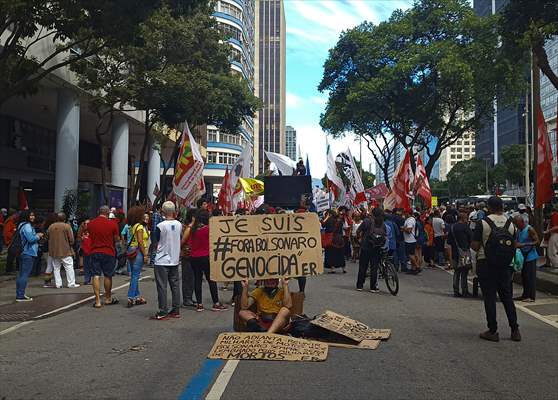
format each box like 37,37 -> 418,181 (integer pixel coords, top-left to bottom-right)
356,208 -> 391,293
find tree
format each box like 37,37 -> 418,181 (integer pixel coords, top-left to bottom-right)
353,159 -> 375,188
493,144 -> 527,187
319,0 -> 525,179
500,0 -> 558,90
0,0 -> 186,108
430,179 -> 449,198
446,158 -> 488,197
72,3 -> 260,205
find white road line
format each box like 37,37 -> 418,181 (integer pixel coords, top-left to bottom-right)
435,266 -> 558,329
0,275 -> 152,336
205,360 -> 240,400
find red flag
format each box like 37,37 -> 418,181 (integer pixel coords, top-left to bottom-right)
18,188 -> 29,211
217,167 -> 233,215
414,155 -> 432,208
384,150 -> 412,212
536,107 -> 554,207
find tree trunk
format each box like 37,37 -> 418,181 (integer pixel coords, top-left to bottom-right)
534,41 -> 558,91
155,132 -> 183,207
131,110 -> 152,204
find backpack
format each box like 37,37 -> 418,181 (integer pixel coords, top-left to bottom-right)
367,222 -> 387,249
415,220 -> 427,246
8,222 -> 28,258
483,217 -> 515,268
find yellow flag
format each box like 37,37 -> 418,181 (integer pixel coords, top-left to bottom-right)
239,178 -> 264,196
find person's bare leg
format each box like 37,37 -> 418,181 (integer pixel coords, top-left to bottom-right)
239,310 -> 257,322
267,307 -> 291,333
93,276 -> 101,306
104,276 -> 113,303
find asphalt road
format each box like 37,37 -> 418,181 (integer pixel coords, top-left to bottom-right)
1,263 -> 557,400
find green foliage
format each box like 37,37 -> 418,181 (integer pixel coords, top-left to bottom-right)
446,158 -> 487,197
319,0 -> 525,178
499,0 -> 558,89
61,189 -> 90,220
430,179 -> 449,197
494,144 -> 526,186
0,0 -> 193,107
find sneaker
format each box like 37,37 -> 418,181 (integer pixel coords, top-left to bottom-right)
182,300 -> 196,308
196,304 -> 204,312
150,311 -> 169,320
68,283 -> 80,288
370,289 -> 380,293
43,283 -> 56,288
16,296 -> 33,302
211,303 -> 228,311
479,330 -> 499,342
521,298 -> 535,303
511,328 -> 522,342
356,287 -> 363,291
168,308 -> 181,319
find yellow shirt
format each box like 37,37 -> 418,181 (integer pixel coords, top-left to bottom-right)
130,224 -> 149,249
250,287 -> 285,315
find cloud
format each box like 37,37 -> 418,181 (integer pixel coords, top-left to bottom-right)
309,95 -> 327,105
286,26 -> 330,44
290,0 -> 361,35
346,0 -> 381,24
286,92 -> 304,108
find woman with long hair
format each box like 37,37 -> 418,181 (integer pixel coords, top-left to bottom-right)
15,210 -> 44,301
125,206 -> 149,308
322,209 -> 346,274
182,209 -> 227,312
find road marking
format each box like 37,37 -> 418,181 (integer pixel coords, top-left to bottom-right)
435,266 -> 558,329
0,275 -> 152,337
178,359 -> 225,400
205,360 -> 240,400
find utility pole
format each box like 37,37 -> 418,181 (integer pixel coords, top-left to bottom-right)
532,49 -> 542,235
359,135 -> 363,179
524,89 -> 530,202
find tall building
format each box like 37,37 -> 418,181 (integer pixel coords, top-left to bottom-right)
542,37 -> 558,156
255,0 -> 286,173
473,0 -> 528,165
205,0 -> 257,192
438,132 -> 476,181
285,125 -> 297,160
375,141 -> 407,185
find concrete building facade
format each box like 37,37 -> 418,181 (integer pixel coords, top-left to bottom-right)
285,125 -> 296,160
438,132 -> 476,181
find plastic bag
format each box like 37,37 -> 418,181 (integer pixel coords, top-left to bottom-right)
512,248 -> 524,272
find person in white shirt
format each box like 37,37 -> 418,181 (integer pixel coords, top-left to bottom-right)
402,210 -> 420,274
432,209 -> 446,266
151,201 -> 183,320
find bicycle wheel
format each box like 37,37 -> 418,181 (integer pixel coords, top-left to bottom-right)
384,260 -> 399,296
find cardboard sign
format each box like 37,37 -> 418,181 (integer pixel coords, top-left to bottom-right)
209,213 -> 324,281
364,329 -> 392,341
311,311 -> 371,342
208,333 -> 328,362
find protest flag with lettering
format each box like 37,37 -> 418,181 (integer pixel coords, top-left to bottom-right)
384,150 -> 412,212
172,122 -> 204,200
536,107 -> 554,207
326,140 -> 344,201
414,155 -> 431,208
239,178 -> 264,196
218,167 -> 232,215
336,148 -> 366,205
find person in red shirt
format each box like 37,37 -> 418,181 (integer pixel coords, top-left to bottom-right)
88,205 -> 120,308
545,207 -> 558,268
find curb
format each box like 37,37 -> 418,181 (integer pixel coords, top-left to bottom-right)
513,270 -> 558,296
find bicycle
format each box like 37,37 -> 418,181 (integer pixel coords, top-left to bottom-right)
378,249 -> 399,296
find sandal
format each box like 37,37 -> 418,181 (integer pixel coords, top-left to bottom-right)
93,303 -> 102,309
127,299 -> 134,308
105,298 -> 119,306
134,298 -> 147,306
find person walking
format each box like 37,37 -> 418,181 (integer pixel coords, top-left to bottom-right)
471,196 -> 521,342
125,206 -> 149,308
449,212 -> 473,297
356,208 -> 389,292
432,209 -> 446,267
151,201 -> 182,320
47,212 -> 79,288
514,214 -> 540,303
181,208 -> 196,308
88,205 -> 120,308
182,209 -> 227,312
15,210 -> 44,301
403,210 -> 420,274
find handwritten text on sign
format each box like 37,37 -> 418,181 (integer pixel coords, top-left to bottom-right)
209,213 -> 323,281
208,332 -> 328,362
311,310 -> 381,342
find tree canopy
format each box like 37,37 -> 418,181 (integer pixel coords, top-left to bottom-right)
319,0 -> 525,182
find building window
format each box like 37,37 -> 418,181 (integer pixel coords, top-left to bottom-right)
207,152 -> 218,164
208,128 -> 218,142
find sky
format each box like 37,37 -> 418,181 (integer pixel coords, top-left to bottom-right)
285,0 -> 412,179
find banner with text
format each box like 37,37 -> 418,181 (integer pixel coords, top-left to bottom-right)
210,213 -> 324,281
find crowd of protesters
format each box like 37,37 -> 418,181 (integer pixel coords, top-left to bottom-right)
0,193 -> 555,340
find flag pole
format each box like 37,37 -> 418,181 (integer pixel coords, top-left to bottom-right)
531,48 -> 542,235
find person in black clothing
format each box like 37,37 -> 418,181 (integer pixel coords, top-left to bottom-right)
387,208 -> 407,272
449,212 -> 473,297
356,208 -> 387,292
295,159 -> 306,176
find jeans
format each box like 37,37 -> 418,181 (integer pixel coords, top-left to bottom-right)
521,259 -> 537,300
357,248 -> 381,290
191,256 -> 219,304
154,265 -> 180,313
181,257 -> 194,304
395,244 -> 406,271
477,260 -> 518,333
83,255 -> 92,284
127,251 -> 144,299
434,236 -> 445,264
16,254 -> 35,299
52,255 -> 76,287
297,276 -> 307,293
453,266 -> 469,294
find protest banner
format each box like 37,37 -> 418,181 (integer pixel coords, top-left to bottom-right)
209,213 -> 324,281
310,310 -> 391,342
208,333 -> 328,362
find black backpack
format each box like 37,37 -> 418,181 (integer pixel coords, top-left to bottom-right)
367,223 -> 387,249
8,223 -> 28,258
483,217 -> 515,268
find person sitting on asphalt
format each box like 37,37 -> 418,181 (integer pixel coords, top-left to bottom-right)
239,278 -> 292,333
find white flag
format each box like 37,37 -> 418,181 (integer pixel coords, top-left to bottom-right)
326,140 -> 344,201
265,151 -> 297,176
173,122 -> 204,200
336,148 -> 366,205
230,145 -> 252,211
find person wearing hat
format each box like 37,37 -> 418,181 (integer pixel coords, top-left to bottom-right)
471,196 -> 521,342
517,204 -> 530,226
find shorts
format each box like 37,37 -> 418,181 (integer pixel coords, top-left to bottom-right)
405,242 -> 416,256
90,253 -> 116,277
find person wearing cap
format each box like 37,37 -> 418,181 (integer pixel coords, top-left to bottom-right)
517,204 -> 530,226
471,196 -> 521,342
